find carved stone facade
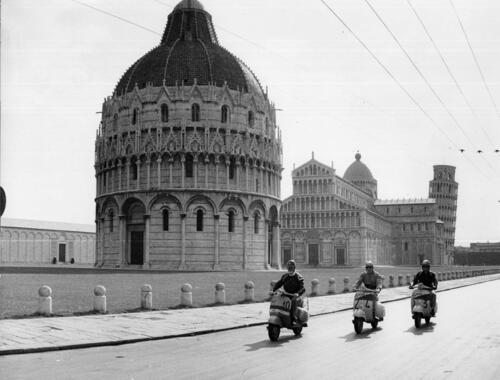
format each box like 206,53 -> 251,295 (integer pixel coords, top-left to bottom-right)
94,0 -> 282,270
281,154 -> 452,266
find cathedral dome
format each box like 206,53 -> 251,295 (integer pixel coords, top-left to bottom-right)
114,0 -> 264,97
343,153 -> 375,183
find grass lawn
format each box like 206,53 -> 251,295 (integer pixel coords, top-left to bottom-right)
0,265 -> 492,319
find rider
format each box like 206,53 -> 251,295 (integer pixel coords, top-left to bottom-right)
272,260 -> 305,325
353,261 -> 384,297
410,259 -> 438,316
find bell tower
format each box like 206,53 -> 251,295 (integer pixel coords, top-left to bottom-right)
429,165 -> 458,263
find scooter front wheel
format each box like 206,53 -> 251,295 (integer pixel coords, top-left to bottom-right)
371,320 -> 378,329
414,313 -> 422,328
424,316 -> 431,325
292,326 -> 303,336
268,324 -> 280,341
353,317 -> 364,334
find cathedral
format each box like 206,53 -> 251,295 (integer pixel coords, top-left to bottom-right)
280,153 -> 458,267
94,0 -> 282,270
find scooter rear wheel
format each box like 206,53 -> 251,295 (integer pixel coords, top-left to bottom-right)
414,313 -> 422,328
353,317 -> 364,334
268,324 -> 280,341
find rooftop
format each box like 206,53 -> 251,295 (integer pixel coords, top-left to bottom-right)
1,218 -> 95,234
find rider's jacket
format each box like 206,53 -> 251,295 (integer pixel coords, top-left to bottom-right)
412,271 -> 438,288
354,271 -> 384,290
273,272 -> 305,295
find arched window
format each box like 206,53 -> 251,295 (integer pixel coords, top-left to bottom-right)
221,105 -> 229,123
191,103 -> 200,122
161,104 -> 169,122
248,110 -> 254,127
162,209 -> 168,231
254,212 -> 260,234
132,108 -> 139,125
228,210 -> 235,232
255,178 -> 259,192
113,113 -> 118,131
109,210 -> 114,233
185,154 -> 193,178
196,209 -> 204,231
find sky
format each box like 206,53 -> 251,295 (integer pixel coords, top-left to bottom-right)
1,0 -> 499,245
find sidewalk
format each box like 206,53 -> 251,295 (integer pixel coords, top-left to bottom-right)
1,273 -> 499,356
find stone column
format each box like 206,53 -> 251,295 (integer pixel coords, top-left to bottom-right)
226,159 -> 230,190
194,155 -> 198,188
136,159 -> 141,191
119,215 -> 127,265
213,215 -> 220,270
181,155 -> 185,188
179,213 -> 187,270
168,157 -> 173,187
143,215 -> 150,268
242,216 -> 248,269
118,162 -> 122,191
99,217 -> 105,265
245,162 -> 249,192
264,219 -> 270,269
205,156 -> 209,188
146,159 -> 151,189
271,221 -> 281,269
215,156 -> 219,189
157,156 -> 162,188
126,159 -> 131,190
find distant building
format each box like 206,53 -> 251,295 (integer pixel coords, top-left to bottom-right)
280,153 -> 454,266
94,0 -> 282,270
0,218 -> 95,265
454,242 -> 500,265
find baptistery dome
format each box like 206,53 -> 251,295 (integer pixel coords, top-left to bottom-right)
94,1 -> 283,271
343,153 -> 377,199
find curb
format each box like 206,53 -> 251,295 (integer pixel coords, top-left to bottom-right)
1,275 -> 499,356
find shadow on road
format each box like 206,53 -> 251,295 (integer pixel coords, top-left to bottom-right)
404,322 -> 436,335
245,332 -> 302,351
339,326 -> 383,342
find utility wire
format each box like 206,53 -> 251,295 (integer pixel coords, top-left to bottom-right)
449,0 -> 500,120
70,0 -> 162,36
319,0 -> 461,151
363,0 -> 494,177
407,0 -> 496,149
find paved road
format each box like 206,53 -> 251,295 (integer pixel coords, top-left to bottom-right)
1,280 -> 499,380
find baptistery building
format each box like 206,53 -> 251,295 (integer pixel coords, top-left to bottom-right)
280,153 -> 457,267
94,0 -> 282,270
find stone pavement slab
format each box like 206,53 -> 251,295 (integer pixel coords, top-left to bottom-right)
1,273 -> 499,355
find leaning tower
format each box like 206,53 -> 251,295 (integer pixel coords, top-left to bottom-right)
94,0 -> 283,270
428,165 -> 458,263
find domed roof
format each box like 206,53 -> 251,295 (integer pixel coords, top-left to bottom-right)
114,0 -> 264,97
343,153 -> 375,183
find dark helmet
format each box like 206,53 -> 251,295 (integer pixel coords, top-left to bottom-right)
287,260 -> 296,267
421,259 -> 431,268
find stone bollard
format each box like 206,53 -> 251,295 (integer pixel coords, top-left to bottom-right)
215,282 -> 226,304
398,274 -> 403,287
438,272 -> 442,281
343,277 -> 350,292
181,283 -> 193,307
310,279 -> 320,296
141,284 -> 153,310
328,277 -> 336,294
244,281 -> 255,302
389,275 -> 394,288
447,272 -> 451,281
406,274 -> 411,286
38,285 -> 53,316
93,285 -> 107,313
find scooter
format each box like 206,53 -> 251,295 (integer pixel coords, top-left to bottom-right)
267,290 -> 308,341
409,283 -> 437,328
352,286 -> 384,334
